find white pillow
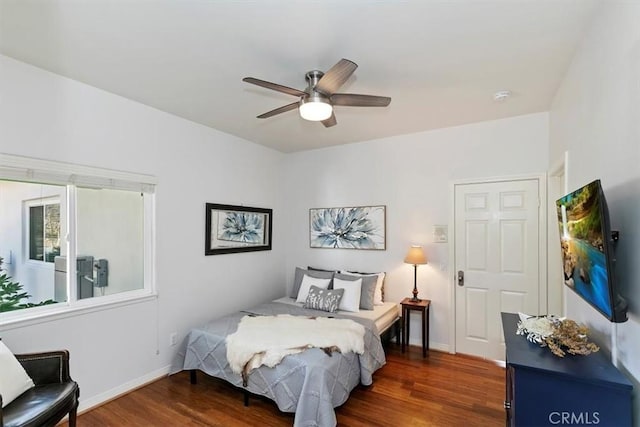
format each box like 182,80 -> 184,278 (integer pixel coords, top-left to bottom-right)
332,277 -> 362,312
296,275 -> 331,303
0,341 -> 35,408
341,271 -> 386,305
373,272 -> 386,305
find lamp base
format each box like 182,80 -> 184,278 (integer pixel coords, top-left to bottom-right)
411,286 -> 421,302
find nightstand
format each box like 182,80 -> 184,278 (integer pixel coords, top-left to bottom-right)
401,297 -> 431,357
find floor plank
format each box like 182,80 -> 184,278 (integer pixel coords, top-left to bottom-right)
63,344 -> 505,426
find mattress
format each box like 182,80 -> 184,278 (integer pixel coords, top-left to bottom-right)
272,296 -> 400,334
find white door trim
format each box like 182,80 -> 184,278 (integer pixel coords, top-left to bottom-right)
548,151 -> 570,317
447,173 -> 547,355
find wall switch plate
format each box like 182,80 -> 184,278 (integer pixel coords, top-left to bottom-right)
433,225 -> 448,243
169,332 -> 178,346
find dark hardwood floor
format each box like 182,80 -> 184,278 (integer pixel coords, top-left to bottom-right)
66,344 -> 505,426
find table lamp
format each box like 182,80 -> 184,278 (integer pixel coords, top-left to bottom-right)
404,245 -> 427,302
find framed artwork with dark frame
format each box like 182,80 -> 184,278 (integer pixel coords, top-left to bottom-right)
205,203 -> 272,255
309,205 -> 386,250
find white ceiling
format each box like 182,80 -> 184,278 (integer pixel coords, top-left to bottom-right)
0,0 -> 599,153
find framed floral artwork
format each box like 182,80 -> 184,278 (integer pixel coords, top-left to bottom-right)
205,203 -> 272,255
309,205 -> 386,250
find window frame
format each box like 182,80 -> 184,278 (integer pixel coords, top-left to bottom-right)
0,154 -> 157,328
24,196 -> 61,264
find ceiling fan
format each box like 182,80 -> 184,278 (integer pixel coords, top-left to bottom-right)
242,59 -> 391,128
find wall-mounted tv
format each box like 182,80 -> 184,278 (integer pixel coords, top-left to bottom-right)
556,179 -> 628,323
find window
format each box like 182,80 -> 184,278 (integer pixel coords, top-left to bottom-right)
77,187 -> 145,298
0,154 -> 156,322
27,198 -> 61,262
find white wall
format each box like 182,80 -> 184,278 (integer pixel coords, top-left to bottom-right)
549,1 -> 640,421
284,112 -> 549,351
0,54 -> 286,408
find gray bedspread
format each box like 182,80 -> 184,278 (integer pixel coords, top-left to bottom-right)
172,301 -> 386,427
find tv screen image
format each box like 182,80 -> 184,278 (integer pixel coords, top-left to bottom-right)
556,179 -> 627,323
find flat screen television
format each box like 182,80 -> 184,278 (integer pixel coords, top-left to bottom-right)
556,179 -> 628,323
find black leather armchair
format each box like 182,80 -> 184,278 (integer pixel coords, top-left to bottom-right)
0,349 -> 79,427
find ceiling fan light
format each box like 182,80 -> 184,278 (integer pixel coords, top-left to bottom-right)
299,100 -> 333,121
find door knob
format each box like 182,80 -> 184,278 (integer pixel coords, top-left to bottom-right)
457,270 -> 464,286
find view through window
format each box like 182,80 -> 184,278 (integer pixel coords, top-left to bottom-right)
0,168 -> 153,317
28,198 -> 61,262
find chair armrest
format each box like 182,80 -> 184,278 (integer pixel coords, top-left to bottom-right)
16,350 -> 71,386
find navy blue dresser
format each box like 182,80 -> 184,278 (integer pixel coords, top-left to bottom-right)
502,312 -> 633,427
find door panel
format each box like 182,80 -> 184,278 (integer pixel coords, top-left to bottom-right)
455,179 -> 540,360
500,220 -> 525,273
465,288 -> 488,339
466,221 -> 488,270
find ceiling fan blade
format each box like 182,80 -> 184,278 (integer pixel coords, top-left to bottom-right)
322,112 -> 337,128
330,93 -> 391,107
243,77 -> 306,97
256,102 -> 299,119
314,59 -> 358,96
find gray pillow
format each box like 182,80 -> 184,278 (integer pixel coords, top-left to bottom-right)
334,273 -> 376,310
291,267 -> 334,298
307,266 -> 339,273
347,270 -> 386,303
304,285 -> 344,313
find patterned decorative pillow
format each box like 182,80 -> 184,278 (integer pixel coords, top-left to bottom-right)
296,275 -> 332,303
304,285 -> 344,313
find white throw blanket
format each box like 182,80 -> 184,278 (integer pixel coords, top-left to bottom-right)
226,314 -> 365,384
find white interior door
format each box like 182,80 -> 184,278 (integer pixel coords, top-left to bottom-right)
454,178 -> 542,360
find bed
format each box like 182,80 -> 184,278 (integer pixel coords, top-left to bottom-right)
173,271 -> 399,427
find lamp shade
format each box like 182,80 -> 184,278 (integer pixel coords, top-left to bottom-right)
404,245 -> 427,265
299,100 -> 333,121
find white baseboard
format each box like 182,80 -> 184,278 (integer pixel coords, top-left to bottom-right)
77,365 -> 172,413
406,338 -> 449,353
429,342 -> 449,353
